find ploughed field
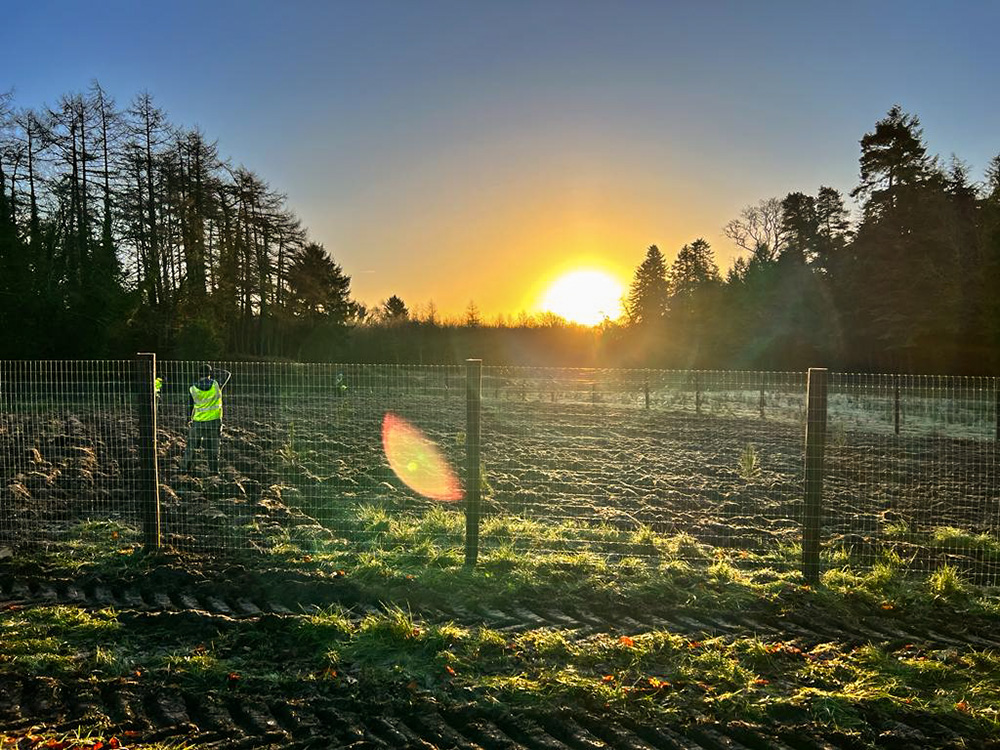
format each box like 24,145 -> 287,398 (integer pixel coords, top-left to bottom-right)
2,380 -> 998,570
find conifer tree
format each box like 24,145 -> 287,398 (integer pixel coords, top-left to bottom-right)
625,245 -> 669,325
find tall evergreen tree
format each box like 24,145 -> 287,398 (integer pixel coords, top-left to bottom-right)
851,105 -> 933,220
780,192 -> 818,264
286,243 -> 354,321
625,245 -> 669,325
813,186 -> 851,274
381,294 -> 408,322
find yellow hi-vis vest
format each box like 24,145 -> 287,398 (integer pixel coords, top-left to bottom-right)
190,382 -> 222,421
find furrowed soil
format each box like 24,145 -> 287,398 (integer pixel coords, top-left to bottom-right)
3,386 -> 998,575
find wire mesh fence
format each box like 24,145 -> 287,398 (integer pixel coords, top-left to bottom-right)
152,361 -> 468,554
825,373 -> 1000,584
0,360 -> 143,550
479,368 -> 808,562
2,359 -> 999,584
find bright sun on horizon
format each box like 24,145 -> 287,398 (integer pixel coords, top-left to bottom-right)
539,269 -> 625,326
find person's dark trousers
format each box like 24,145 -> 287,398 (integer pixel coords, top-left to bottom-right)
183,419 -> 222,473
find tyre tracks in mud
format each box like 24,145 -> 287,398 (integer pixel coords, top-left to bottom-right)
3,569 -> 999,653
1,570 -> 997,749
0,672 -> 978,750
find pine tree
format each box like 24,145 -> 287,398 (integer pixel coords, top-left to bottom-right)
625,245 -> 669,325
851,105 -> 933,220
780,192 -> 817,264
381,294 -> 408,322
286,242 -> 355,321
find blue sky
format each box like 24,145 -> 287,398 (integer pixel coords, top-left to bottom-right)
5,0 -> 998,317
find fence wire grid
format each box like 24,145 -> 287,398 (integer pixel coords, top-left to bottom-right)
1,360 -> 998,583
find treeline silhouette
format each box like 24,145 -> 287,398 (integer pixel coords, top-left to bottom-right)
1,86 -> 997,373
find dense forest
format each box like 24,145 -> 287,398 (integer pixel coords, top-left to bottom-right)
1,85 -> 998,373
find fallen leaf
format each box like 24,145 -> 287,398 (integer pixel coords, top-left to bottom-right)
444,665 -> 456,676
618,636 -> 635,647
601,674 -> 615,683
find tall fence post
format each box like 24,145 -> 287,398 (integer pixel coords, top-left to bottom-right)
135,352 -> 161,551
465,359 -> 483,567
644,376 -> 650,410
695,374 -> 702,416
759,374 -> 766,420
802,367 -> 828,584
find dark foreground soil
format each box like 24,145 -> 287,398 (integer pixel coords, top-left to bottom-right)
2,560 -> 999,750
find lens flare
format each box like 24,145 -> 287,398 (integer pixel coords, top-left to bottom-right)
381,412 -> 462,501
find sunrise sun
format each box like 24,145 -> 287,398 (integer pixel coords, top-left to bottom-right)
540,269 -> 624,326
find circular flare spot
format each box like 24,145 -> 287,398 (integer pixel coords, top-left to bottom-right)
382,412 -> 462,501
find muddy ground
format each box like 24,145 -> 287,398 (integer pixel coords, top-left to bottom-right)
2,386 -> 1000,748
1,387 -> 998,571
3,559 -> 1000,749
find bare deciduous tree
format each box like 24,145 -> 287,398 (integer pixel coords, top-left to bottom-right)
723,197 -> 785,261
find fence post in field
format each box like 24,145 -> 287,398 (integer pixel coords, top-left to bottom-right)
995,377 -> 999,441
802,367 -> 828,584
894,375 -> 901,435
644,376 -> 650,410
695,374 -> 702,416
135,352 -> 162,551
759,374 -> 766,419
465,359 -> 483,567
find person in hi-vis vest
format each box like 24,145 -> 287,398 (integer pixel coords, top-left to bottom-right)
182,364 -> 232,473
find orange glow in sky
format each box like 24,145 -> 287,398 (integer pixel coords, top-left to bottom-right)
381,412 -> 462,502
539,269 -> 625,325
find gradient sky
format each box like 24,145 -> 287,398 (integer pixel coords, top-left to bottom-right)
5,0 -> 999,319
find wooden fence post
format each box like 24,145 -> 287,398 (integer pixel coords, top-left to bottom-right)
135,352 -> 161,551
802,368 -> 828,583
644,377 -> 650,410
759,374 -> 766,420
695,374 -> 701,416
465,359 -> 483,567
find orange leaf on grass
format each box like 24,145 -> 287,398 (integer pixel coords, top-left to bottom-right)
601,674 -> 615,683
618,636 -> 635,647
